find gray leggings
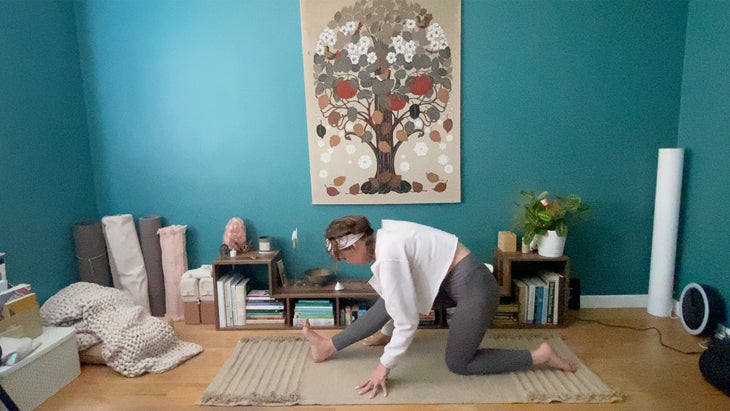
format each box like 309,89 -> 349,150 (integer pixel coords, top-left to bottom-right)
331,253 -> 533,375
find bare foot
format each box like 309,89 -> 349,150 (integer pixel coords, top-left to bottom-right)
302,319 -> 336,362
363,331 -> 392,346
531,342 -> 577,372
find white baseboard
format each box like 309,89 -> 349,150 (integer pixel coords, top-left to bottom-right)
581,295 -> 729,337
580,294 -> 649,309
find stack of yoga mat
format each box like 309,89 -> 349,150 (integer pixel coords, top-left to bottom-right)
73,214 -> 188,320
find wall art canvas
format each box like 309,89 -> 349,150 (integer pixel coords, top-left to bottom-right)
300,0 -> 461,204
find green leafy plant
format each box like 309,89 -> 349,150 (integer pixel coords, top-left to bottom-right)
516,190 -> 590,245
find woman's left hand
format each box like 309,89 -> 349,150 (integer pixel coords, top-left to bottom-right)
355,362 -> 390,398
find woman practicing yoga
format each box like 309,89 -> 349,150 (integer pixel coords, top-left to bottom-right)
302,216 -> 576,399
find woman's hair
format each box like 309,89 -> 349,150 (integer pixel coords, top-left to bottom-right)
325,215 -> 375,259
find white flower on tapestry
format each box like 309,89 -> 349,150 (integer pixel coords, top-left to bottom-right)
319,169 -> 328,178
308,0 -> 458,200
320,149 -> 334,163
444,164 -> 453,174
358,155 -> 372,169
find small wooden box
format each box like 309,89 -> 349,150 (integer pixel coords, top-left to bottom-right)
183,301 -> 201,325
497,231 -> 517,252
200,300 -> 217,325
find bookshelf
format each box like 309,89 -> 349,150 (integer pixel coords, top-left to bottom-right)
212,250 -> 284,330
492,247 -> 570,327
211,250 -> 380,330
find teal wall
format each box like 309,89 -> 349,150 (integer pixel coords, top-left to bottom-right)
74,0 -> 687,295
676,1 -> 730,319
0,0 -> 97,302
8,0 -> 727,324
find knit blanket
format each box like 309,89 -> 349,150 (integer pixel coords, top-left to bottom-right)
40,282 -> 202,377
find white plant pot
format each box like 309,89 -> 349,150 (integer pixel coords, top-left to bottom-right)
536,230 -> 566,257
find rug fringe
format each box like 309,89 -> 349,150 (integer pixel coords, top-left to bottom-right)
526,389 -> 624,403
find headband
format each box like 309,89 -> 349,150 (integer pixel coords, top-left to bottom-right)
326,232 -> 365,255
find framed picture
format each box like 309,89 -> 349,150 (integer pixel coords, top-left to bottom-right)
276,259 -> 288,287
301,0 -> 462,204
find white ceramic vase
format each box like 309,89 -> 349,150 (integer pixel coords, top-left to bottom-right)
536,230 -> 566,257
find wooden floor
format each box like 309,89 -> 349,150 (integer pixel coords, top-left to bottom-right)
39,308 -> 728,410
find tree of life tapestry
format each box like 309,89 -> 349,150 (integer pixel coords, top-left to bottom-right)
300,0 -> 461,204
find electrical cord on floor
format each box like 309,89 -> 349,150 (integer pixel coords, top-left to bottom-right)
575,317 -> 707,355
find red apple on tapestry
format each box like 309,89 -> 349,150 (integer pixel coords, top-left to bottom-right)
388,94 -> 407,111
334,79 -> 357,99
409,75 -> 433,95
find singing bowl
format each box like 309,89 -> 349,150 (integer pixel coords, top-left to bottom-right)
305,268 -> 335,286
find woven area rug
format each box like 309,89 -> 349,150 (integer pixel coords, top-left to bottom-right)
198,330 -> 622,406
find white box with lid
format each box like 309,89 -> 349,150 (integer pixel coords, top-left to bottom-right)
0,326 -> 80,410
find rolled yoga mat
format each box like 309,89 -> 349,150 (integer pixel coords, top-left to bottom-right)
101,214 -> 151,311
73,220 -> 113,287
139,215 -> 166,317
158,225 -> 189,321
647,148 -> 684,317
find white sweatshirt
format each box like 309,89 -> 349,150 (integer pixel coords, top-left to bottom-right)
368,220 -> 458,369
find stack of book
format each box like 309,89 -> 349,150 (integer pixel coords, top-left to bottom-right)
339,304 -> 369,326
419,310 -> 437,327
293,299 -> 334,327
492,302 -> 520,326
245,289 -> 285,325
215,274 -> 250,327
512,271 -> 564,325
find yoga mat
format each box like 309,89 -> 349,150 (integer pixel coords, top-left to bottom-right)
647,148 -> 684,317
198,330 -> 622,406
139,215 -> 166,317
73,220 -> 113,287
158,225 -> 189,321
101,214 -> 151,311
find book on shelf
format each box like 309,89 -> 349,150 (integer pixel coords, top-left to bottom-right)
512,278 -> 528,323
512,274 -> 562,325
246,289 -> 285,324
419,310 -> 437,327
245,300 -> 285,310
293,315 -> 334,327
497,303 -> 520,313
233,277 -> 250,326
246,289 -> 273,300
538,270 -> 564,324
293,299 -> 334,327
216,275 -> 229,327
246,318 -> 286,325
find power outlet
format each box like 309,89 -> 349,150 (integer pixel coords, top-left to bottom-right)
714,324 -> 730,340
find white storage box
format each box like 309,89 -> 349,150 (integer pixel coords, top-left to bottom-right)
0,326 -> 80,410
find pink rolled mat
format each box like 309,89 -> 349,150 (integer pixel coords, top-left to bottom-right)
73,220 -> 113,286
157,225 -> 189,321
101,214 -> 151,311
139,215 -> 166,317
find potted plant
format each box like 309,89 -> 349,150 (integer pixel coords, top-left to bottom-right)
516,190 -> 590,257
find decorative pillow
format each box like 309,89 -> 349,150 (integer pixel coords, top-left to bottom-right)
78,316 -> 176,365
